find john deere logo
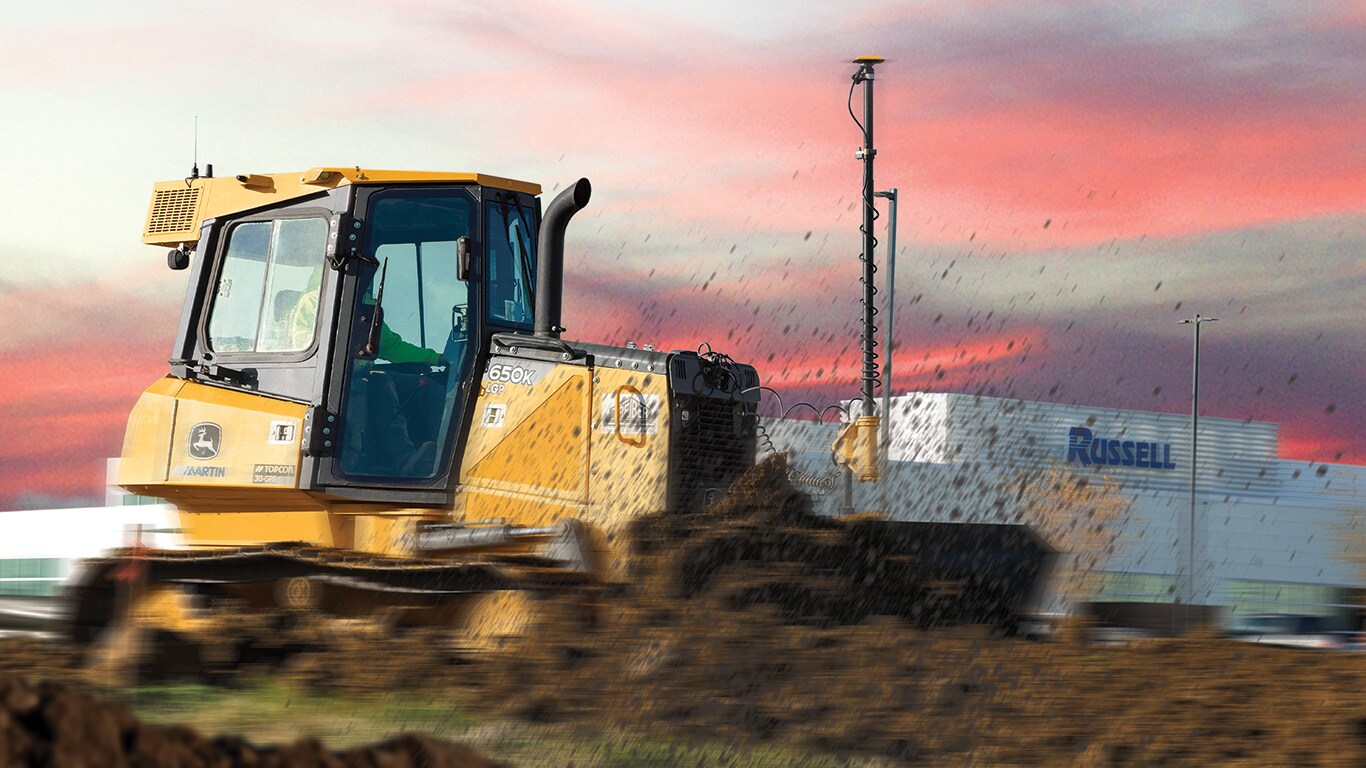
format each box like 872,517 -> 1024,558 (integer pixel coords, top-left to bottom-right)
188,422 -> 222,460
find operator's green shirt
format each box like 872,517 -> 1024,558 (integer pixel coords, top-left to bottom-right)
290,290 -> 439,365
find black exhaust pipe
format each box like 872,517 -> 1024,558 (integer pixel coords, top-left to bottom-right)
534,177 -> 592,338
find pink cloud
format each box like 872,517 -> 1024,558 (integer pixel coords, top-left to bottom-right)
0,340 -> 167,508
367,1 -> 1365,253
0,270 -> 178,509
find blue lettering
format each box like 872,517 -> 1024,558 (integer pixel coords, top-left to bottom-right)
1067,427 -> 1093,465
172,465 -> 226,478
1064,427 -> 1175,470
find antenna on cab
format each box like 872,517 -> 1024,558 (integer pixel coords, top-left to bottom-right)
191,116 -> 200,180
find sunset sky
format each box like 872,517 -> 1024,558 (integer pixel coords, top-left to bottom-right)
0,1 -> 1361,508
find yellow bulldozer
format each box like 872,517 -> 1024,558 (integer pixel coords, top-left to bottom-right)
72,168 -> 769,654
70,167 -> 1051,666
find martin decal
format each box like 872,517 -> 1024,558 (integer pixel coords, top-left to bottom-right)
599,393 -> 660,435
172,465 -> 226,478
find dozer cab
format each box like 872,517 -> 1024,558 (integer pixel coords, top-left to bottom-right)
72,169 -> 763,658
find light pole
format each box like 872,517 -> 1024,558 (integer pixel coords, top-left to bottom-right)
875,189 -> 898,485
1177,313 -> 1217,605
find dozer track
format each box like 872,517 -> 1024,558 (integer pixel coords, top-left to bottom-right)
69,544 -> 594,649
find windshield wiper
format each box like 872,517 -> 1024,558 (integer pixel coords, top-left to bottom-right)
511,198 -> 537,307
362,258 -> 388,359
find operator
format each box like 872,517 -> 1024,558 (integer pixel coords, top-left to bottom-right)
288,267 -> 440,365
290,264 -> 454,478
286,268 -> 325,351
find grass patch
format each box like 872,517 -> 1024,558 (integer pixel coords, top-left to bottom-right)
116,682 -> 890,767
119,681 -> 479,747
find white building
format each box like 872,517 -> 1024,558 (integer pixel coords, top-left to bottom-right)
0,460 -> 177,602
766,391 -> 1364,627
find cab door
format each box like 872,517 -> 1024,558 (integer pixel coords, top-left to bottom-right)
314,186 -> 481,499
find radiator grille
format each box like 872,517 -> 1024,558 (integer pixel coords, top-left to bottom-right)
671,398 -> 755,512
145,187 -> 201,236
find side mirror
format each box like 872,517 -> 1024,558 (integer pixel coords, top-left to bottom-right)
167,246 -> 191,270
457,236 -> 473,281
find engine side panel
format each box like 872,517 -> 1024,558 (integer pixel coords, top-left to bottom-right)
461,357 -> 591,511
588,364 -> 671,524
455,352 -> 672,578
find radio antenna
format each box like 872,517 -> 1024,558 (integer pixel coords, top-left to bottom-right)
191,116 -> 200,180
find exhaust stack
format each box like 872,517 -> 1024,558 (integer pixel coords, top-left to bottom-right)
534,177 -> 592,338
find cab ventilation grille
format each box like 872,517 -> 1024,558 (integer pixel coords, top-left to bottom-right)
146,187 -> 201,235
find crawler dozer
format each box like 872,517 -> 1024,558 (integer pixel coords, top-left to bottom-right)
71,168 -> 1051,666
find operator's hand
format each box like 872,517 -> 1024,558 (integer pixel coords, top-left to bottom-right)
437,354 -> 449,367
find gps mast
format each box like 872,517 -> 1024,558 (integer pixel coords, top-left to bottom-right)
833,55 -> 886,488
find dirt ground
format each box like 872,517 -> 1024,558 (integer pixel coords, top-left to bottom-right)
2,457 -> 1364,766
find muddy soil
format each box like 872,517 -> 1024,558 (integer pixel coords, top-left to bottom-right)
0,635 -> 80,685
3,456 -> 1364,765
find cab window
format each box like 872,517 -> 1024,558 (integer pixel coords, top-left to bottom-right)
207,217 -> 328,354
370,239 -> 464,357
485,199 -> 536,327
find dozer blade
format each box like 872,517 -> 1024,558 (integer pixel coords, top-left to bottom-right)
645,515 -> 1053,629
633,455 -> 1057,630
841,520 -> 1055,628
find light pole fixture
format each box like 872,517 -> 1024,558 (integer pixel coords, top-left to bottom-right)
1177,313 -> 1217,605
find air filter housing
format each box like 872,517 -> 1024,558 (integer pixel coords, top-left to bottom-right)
143,185 -> 204,245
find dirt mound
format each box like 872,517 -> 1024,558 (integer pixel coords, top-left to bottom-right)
0,674 -> 503,768
488,604 -> 1366,764
624,455 -> 849,620
623,455 -> 1049,627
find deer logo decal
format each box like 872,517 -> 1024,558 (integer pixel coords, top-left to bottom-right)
188,422 -> 222,460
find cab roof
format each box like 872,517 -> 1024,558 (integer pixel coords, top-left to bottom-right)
143,167 -> 541,247
296,168 -> 540,195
